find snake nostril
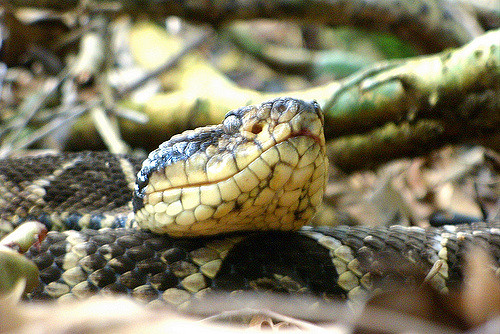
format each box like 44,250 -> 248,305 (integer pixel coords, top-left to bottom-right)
251,123 -> 263,134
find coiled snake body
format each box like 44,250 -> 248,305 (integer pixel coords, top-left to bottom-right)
0,98 -> 498,307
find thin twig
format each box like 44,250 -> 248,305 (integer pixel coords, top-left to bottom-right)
322,60 -> 403,112
200,308 -> 328,331
0,102 -> 95,158
0,63 -> 7,101
0,68 -> 70,154
90,105 -> 129,154
112,106 -> 149,124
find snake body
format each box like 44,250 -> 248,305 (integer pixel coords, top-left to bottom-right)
0,98 -> 499,307
23,223 -> 500,308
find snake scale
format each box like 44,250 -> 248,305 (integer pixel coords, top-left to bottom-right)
0,98 -> 499,308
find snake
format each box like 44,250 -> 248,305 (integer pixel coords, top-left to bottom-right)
0,97 -> 498,309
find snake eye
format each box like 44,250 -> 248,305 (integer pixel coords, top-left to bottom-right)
223,115 -> 242,134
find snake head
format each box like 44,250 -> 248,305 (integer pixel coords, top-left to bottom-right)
133,97 -> 328,237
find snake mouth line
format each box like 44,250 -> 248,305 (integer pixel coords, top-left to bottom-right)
147,132 -> 321,195
290,128 -> 323,146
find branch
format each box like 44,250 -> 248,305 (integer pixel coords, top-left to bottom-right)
68,23 -> 499,170
319,28 -> 499,137
10,0 -> 483,53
